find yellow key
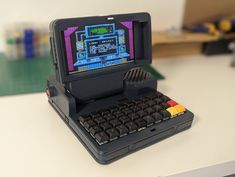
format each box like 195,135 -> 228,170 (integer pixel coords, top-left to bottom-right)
174,105 -> 186,114
166,107 -> 178,117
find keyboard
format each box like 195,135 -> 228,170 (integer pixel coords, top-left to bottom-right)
79,92 -> 186,145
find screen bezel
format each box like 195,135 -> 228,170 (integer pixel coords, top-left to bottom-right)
50,13 -> 151,84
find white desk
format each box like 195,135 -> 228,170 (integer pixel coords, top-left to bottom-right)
1,55 -> 235,177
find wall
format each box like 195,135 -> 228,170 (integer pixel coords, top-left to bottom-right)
0,0 -> 185,50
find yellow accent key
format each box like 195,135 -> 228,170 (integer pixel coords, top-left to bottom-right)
174,105 -> 186,114
166,107 -> 178,117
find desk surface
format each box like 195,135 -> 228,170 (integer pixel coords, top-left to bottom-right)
1,55 -> 235,177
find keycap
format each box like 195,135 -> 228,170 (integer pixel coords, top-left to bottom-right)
94,117 -> 106,124
144,107 -> 155,114
138,103 -> 148,109
119,116 -> 131,124
116,124 -> 129,136
143,115 -> 155,126
122,108 -> 133,115
160,110 -> 171,120
131,105 -> 141,112
147,100 -> 155,106
137,110 -> 147,117
104,114 -> 115,121
84,120 -> 96,130
161,96 -> 170,102
135,119 -> 147,129
124,101 -> 135,107
161,103 -> 170,109
109,106 -> 118,112
100,109 -> 110,116
113,111 -> 124,118
151,112 -> 163,123
128,113 -> 139,120
90,112 -> 100,118
132,99 -> 142,104
106,128 -> 119,139
166,107 -> 179,117
89,126 -> 102,136
174,105 -> 186,114
79,115 -> 91,124
152,105 -> 163,112
118,103 -> 127,110
125,122 -> 138,132
154,98 -> 163,104
110,119 -> 121,127
146,94 -> 157,100
95,132 -> 109,144
167,100 -> 177,107
100,122 -> 112,131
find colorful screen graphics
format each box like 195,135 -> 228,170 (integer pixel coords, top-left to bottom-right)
63,21 -> 134,74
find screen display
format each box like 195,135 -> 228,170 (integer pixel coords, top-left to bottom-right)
63,21 -> 134,74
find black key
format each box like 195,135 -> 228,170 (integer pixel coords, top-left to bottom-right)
122,108 -> 133,115
89,126 -> 102,136
154,98 -> 163,104
104,114 -> 115,121
113,111 -> 124,118
137,110 -> 147,117
124,101 -> 135,107
151,112 -> 163,123
84,120 -> 96,130
140,97 -> 149,102
146,94 -> 157,100
95,132 -> 109,144
125,122 -> 138,132
147,100 -> 155,106
128,113 -> 139,120
135,119 -> 147,129
79,115 -> 91,124
100,109 -> 110,116
138,103 -> 148,109
132,99 -> 142,105
143,115 -> 155,126
144,107 -> 155,114
100,122 -> 112,131
109,106 -> 118,113
110,119 -> 121,127
106,128 -> 119,139
116,124 -> 128,136
119,116 -> 131,124
118,103 -> 127,110
160,110 -> 171,120
90,112 -> 100,118
161,96 -> 170,102
131,105 -> 141,112
94,117 -> 106,125
161,103 -> 170,109
152,105 -> 163,112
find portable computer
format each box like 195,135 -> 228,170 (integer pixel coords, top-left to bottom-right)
46,12 -> 194,164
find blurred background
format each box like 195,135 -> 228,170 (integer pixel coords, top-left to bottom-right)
0,0 -> 235,96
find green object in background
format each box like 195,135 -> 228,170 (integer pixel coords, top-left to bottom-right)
143,65 -> 165,80
0,53 -> 54,96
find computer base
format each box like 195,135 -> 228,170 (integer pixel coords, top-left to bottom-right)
48,89 -> 194,164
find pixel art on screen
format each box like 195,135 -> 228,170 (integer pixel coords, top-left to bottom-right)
63,21 -> 134,74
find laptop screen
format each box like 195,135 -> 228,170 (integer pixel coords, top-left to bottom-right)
63,21 -> 135,74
